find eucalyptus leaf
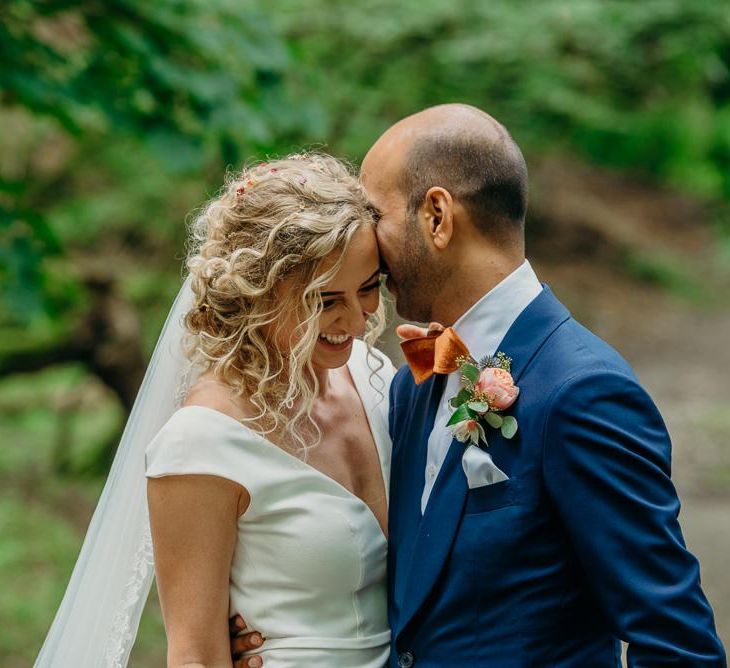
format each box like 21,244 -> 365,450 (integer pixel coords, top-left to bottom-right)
501,415 -> 518,439
485,412 -> 503,428
461,363 -> 480,383
446,403 -> 475,427
449,388 -> 471,408
468,401 -> 489,413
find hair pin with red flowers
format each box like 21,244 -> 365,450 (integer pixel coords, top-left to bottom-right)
235,178 -> 257,197
236,165 -> 287,198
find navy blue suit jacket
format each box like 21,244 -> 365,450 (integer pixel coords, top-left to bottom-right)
388,287 -> 726,667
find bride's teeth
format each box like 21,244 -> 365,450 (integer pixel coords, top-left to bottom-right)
319,333 -> 350,345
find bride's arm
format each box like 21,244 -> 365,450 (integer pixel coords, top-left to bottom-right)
148,474 -> 250,668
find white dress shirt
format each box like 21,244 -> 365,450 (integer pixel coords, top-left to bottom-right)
421,260 -> 543,513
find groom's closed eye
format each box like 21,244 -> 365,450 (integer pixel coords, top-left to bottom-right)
367,206 -> 383,225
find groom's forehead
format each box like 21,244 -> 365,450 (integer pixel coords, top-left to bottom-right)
359,173 -> 391,209
358,163 -> 383,198
361,153 -> 403,198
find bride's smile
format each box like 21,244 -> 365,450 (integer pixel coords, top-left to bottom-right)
311,226 -> 381,367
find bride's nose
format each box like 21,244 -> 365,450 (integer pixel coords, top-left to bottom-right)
340,299 -> 369,336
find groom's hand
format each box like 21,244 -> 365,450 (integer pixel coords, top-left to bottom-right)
229,614 -> 264,667
396,322 -> 444,340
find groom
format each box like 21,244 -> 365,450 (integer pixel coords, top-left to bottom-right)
363,104 -> 725,667
232,104 -> 726,666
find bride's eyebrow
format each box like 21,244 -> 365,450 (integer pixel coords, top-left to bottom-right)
320,268 -> 381,297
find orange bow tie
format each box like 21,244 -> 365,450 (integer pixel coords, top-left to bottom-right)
401,327 -> 471,385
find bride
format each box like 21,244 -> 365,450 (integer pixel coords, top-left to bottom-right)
36,153 -> 396,667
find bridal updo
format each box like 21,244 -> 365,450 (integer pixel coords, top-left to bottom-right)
183,153 -> 385,453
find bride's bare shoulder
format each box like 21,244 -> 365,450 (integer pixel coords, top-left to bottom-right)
182,374 -> 249,421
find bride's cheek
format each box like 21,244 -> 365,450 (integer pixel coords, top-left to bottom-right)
363,292 -> 380,314
317,310 -> 336,332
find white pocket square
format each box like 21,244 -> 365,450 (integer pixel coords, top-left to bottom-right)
462,444 -> 509,489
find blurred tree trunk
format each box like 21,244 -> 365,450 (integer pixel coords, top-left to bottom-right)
0,270 -> 146,471
80,273 -> 146,414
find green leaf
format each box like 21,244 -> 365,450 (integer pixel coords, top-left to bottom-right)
485,412 -> 503,428
468,401 -> 489,413
501,416 -> 518,439
460,363 -> 480,383
449,388 -> 471,408
446,403 -> 476,427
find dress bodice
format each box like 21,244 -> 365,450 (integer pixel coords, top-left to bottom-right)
145,340 -> 394,667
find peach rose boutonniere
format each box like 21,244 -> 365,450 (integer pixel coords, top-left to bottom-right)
447,352 -> 519,448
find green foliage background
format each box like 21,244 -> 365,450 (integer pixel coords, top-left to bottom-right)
1,1 -> 729,665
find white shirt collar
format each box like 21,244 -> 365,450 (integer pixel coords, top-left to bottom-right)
451,259 -> 543,363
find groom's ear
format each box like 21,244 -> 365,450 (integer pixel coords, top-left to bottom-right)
423,186 -> 454,251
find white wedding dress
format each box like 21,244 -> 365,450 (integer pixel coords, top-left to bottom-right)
145,339 -> 394,668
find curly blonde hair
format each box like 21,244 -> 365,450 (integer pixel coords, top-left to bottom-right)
184,153 -> 386,455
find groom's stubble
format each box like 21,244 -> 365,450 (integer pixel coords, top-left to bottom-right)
395,208 -> 450,324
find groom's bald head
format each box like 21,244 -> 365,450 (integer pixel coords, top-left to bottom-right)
400,105 -> 527,242
361,104 -> 528,322
364,104 -> 528,246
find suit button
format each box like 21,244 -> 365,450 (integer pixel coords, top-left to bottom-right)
398,651 -> 415,667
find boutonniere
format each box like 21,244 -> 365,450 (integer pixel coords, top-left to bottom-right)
447,352 -> 519,448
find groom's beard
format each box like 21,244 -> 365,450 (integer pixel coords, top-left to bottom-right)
393,212 -> 444,323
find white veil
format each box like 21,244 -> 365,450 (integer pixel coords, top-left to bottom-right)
35,276 -> 197,668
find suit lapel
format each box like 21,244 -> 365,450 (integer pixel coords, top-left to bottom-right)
495,285 -> 570,385
390,373 -> 446,614
394,285 -> 571,634
397,431 -> 468,632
